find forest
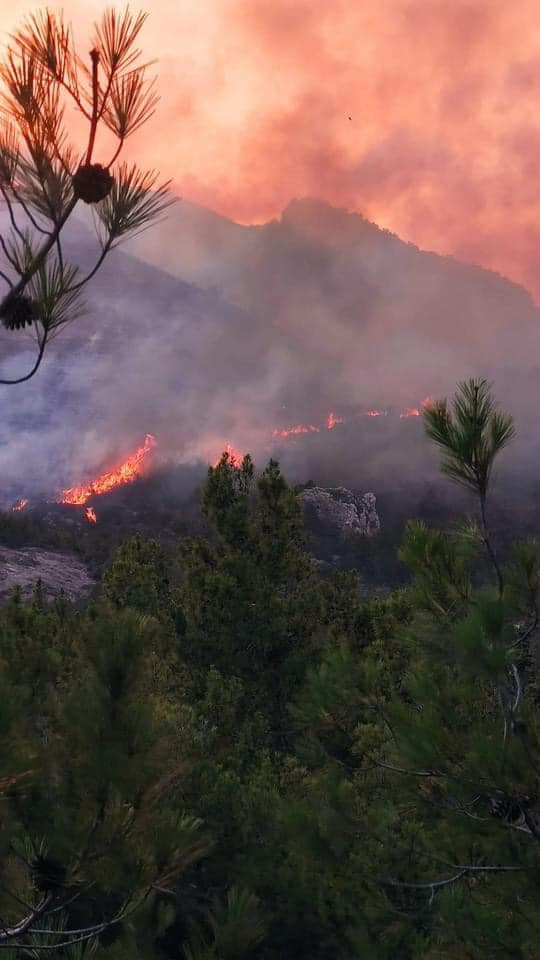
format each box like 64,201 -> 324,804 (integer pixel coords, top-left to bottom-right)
1,8 -> 539,958
0,378 -> 539,960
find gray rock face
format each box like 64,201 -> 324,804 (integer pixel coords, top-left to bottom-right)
0,547 -> 95,602
299,486 -> 380,539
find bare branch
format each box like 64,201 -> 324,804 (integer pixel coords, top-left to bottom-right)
0,327 -> 48,385
380,862 -> 523,898
0,893 -> 52,940
511,663 -> 522,714
372,759 -> 440,778
381,870 -> 466,891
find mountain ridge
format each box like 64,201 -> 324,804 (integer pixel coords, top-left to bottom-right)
1,196 -> 539,500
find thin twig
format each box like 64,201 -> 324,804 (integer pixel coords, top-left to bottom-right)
66,237 -> 113,292
0,184 -> 26,244
10,185 -> 51,235
0,327 -> 48,384
373,759 -> 439,778
0,234 -> 22,274
85,50 -> 100,165
0,893 -> 52,940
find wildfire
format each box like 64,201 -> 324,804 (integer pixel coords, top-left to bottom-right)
58,434 -> 156,506
326,412 -> 344,429
9,398 -> 438,516
272,424 -> 320,439
399,396 -> 433,419
213,444 -> 245,468
400,407 -> 420,418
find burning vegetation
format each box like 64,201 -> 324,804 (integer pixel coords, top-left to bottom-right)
212,444 -> 245,468
58,434 -> 157,506
272,424 -> 320,439
399,396 -> 433,419
8,398 -> 436,515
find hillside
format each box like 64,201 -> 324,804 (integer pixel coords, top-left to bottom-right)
2,198 -> 539,504
125,197 -> 540,416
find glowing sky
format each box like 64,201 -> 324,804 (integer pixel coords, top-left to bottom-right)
3,1 -> 540,297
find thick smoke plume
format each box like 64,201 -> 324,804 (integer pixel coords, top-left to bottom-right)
3,0 -> 540,298
1,197 -> 539,507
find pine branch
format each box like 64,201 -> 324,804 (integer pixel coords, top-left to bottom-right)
0,6 -> 172,384
0,893 -> 52,940
0,328 -> 48,385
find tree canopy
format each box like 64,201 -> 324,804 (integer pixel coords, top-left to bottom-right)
1,379 -> 539,957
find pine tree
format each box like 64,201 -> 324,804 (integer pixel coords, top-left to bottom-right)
350,379 -> 540,956
102,533 -> 171,617
0,6 -> 172,384
0,599 -> 210,954
178,453 -> 323,711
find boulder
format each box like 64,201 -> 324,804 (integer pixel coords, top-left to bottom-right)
299,486 -> 380,539
0,546 -> 95,602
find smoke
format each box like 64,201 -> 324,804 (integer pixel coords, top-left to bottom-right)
1,195 -> 539,509
3,1 -> 540,298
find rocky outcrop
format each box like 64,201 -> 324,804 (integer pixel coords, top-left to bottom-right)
299,486 -> 380,539
0,547 -> 95,602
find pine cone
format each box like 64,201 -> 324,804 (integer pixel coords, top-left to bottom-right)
33,855 -> 66,893
0,293 -> 37,330
489,792 -> 526,823
72,163 -> 114,204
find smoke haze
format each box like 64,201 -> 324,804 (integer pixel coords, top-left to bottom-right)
3,1 -> 540,297
1,198 -> 539,505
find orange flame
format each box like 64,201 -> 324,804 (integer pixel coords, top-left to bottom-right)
326,412 -> 344,429
400,396 -> 433,419
86,506 -> 97,524
11,497 -> 29,512
400,407 -> 420,418
58,434 -> 156,506
212,444 -> 245,468
364,409 -> 388,418
272,424 -> 320,438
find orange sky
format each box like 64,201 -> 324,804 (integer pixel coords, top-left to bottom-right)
3,0 -> 540,298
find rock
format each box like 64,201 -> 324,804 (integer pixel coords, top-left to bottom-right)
0,546 -> 95,602
299,486 -> 380,539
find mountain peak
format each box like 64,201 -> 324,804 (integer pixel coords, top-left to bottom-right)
279,196 -> 389,249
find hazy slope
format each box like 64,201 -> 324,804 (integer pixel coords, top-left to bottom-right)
125,197 -> 540,416
1,198 -> 540,503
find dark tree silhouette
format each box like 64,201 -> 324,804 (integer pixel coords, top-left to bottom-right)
0,6 -> 173,385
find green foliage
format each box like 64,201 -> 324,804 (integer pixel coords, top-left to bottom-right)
423,378 -> 515,498
184,887 -> 267,960
102,533 -> 171,616
177,454 -> 324,714
399,518 -> 475,617
2,384 -> 540,958
0,599 -> 209,955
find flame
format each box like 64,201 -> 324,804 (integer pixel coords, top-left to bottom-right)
8,397 -> 437,513
400,406 -> 420,418
58,434 -> 156,506
399,396 -> 433,419
326,412 -> 344,429
212,444 -> 245,468
272,424 -> 320,438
